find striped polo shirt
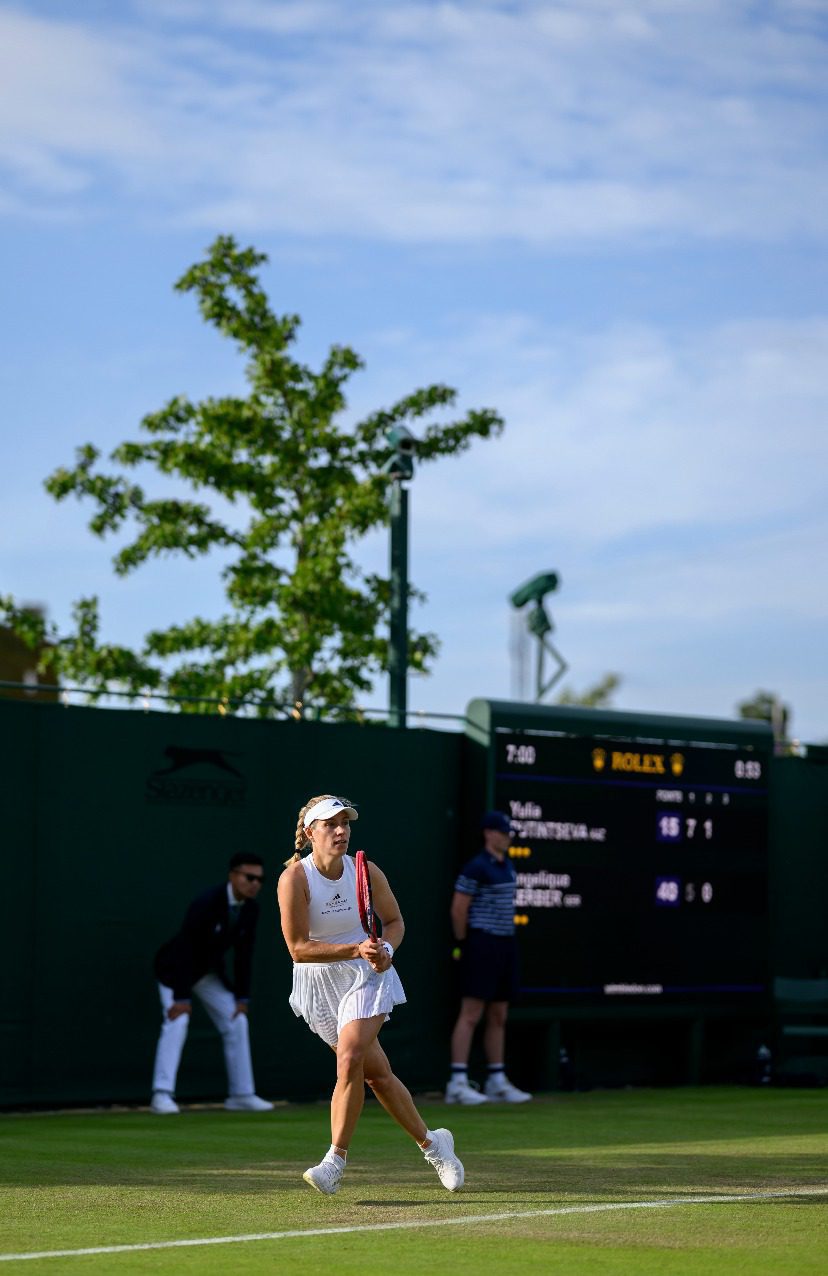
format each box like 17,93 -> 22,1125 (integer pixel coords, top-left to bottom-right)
454,849 -> 517,937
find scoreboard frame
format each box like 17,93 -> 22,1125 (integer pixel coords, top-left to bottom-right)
465,699 -> 774,1012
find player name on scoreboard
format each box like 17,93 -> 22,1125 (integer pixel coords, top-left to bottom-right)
514,869 -> 582,910
509,799 -> 607,844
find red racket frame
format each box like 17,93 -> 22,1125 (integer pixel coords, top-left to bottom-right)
354,849 -> 377,940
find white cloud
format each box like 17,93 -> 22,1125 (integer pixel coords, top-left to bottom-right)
0,10 -> 160,183
139,0 -> 343,36
375,315 -> 828,555
0,1 -> 826,240
355,311 -> 828,734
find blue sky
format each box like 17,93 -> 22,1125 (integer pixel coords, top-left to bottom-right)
2,0 -> 827,740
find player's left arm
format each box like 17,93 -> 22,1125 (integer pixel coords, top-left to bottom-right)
368,862 -> 405,961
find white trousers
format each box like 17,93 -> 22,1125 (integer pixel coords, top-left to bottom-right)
151,974 -> 256,1098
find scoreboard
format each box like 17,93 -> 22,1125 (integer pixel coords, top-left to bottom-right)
494,728 -> 770,1005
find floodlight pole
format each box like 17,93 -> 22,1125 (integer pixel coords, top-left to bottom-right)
388,477 -> 409,729
534,622 -> 568,701
509,571 -> 567,704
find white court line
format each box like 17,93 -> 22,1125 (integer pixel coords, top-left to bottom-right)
1,1187 -> 825,1263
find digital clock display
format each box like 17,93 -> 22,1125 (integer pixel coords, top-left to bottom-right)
495,731 -> 769,1004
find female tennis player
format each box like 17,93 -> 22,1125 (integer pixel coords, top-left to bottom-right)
278,793 -> 464,1195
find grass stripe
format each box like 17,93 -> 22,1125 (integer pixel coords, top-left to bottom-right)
2,1186 -> 826,1263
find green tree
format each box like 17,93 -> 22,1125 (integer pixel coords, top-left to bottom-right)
1,236 -> 504,716
556,672 -> 622,709
737,689 -> 791,746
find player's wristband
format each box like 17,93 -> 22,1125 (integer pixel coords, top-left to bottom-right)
381,940 -> 394,959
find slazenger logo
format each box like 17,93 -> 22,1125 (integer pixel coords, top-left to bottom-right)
145,745 -> 247,807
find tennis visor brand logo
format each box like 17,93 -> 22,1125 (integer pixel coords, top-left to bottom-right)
145,745 -> 247,807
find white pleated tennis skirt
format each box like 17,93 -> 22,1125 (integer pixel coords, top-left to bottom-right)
289,958 -> 407,1047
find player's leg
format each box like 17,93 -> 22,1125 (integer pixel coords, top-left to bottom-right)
363,1035 -> 464,1191
330,1013 -> 386,1149
303,1013 -> 385,1195
150,982 -> 189,1113
362,1035 -> 427,1140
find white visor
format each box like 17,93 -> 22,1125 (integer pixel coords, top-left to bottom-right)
303,797 -> 358,829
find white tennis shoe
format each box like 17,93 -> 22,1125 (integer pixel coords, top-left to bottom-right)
303,1156 -> 344,1195
224,1094 -> 274,1112
423,1128 -> 465,1191
483,1076 -> 532,1103
444,1077 -> 489,1105
150,1092 -> 179,1114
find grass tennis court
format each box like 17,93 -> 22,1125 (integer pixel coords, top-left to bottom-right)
1,1087 -> 826,1274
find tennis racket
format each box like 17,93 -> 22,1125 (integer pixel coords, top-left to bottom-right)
354,849 -> 377,940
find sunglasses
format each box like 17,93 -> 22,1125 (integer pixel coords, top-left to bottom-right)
234,871 -> 265,884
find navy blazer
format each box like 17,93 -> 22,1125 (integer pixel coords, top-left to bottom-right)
154,883 -> 259,1003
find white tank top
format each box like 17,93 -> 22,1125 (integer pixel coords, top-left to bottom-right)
301,852 -> 366,946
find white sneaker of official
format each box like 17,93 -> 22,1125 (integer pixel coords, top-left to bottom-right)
150,1092 -> 180,1115
483,1075 -> 532,1103
444,1077 -> 489,1105
224,1094 -> 274,1111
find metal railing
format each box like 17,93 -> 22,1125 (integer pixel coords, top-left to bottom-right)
0,679 -> 467,730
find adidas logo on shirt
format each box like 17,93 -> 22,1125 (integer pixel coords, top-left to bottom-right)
322,891 -> 351,915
